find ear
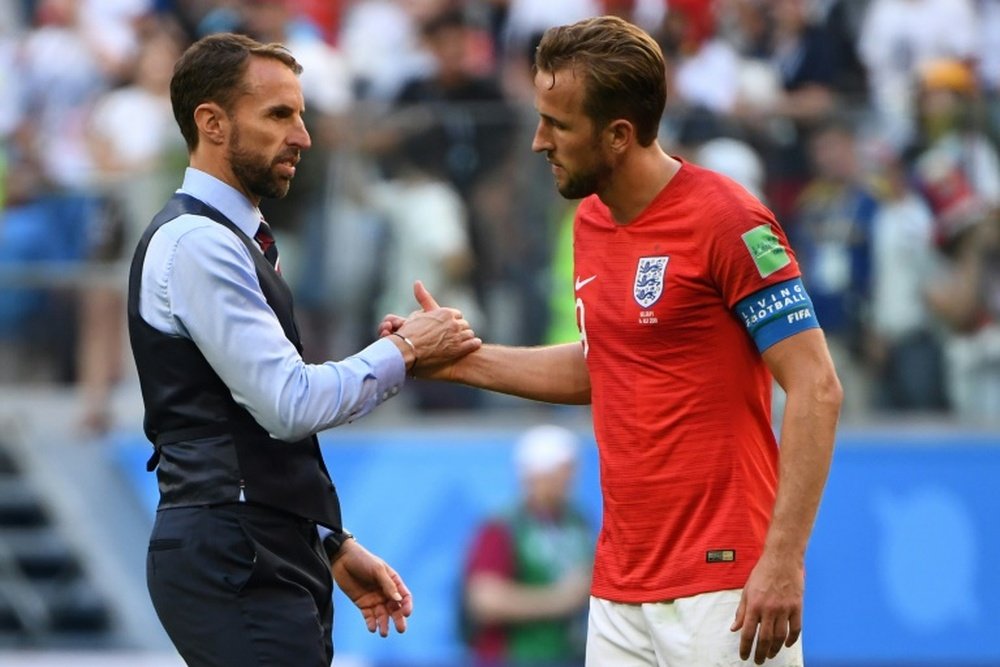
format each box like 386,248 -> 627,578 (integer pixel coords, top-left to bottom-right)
193,102 -> 229,146
605,119 -> 634,155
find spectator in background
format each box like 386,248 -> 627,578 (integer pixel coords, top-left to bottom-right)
820,0 -> 869,97
0,0 -> 121,381
498,0 -> 600,66
338,0 -> 434,102
789,117 -> 877,417
926,213 -> 1000,424
858,0 -> 980,148
910,59 -> 1000,245
764,0 -> 837,122
462,425 -> 593,666
865,140 -> 948,411
78,20 -> 187,433
369,128 -> 485,410
913,59 -> 1000,423
364,7 -> 518,334
663,0 -> 742,116
0,0 -> 23,150
733,0 -> 840,223
978,0 -> 1000,138
14,0 -> 128,191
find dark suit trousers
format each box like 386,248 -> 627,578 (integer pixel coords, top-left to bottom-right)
147,504 -> 334,666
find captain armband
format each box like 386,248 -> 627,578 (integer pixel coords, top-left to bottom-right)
734,277 -> 820,353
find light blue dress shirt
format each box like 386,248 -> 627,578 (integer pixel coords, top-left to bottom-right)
139,167 -> 406,442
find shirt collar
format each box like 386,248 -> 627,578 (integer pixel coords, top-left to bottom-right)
178,167 -> 263,238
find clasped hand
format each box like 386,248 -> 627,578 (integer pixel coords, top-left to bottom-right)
380,281 -> 481,375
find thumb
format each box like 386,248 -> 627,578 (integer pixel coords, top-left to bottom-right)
377,566 -> 403,602
414,280 -> 440,312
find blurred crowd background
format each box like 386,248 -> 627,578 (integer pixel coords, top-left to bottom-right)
0,1 -> 998,663
1,0 -> 1000,430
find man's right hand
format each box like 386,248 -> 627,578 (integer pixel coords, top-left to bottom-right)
385,281 -> 481,373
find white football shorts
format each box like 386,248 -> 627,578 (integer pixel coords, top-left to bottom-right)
586,589 -> 805,667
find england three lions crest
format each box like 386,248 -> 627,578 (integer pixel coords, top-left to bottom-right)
634,256 -> 669,308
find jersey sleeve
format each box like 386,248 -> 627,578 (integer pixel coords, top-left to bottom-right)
708,195 -> 820,352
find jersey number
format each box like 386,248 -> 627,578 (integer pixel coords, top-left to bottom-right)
575,297 -> 589,357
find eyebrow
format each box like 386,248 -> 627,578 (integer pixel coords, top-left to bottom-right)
539,111 -> 565,127
264,103 -> 301,116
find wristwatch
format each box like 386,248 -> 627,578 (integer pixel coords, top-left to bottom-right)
322,528 -> 355,560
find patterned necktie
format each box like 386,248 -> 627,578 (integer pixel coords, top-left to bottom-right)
254,219 -> 281,274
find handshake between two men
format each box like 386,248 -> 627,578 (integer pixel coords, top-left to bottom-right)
379,280 -> 483,380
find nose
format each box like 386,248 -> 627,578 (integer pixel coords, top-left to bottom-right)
290,118 -> 311,151
531,120 -> 550,154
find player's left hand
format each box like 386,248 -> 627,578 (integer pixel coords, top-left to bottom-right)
730,552 -> 803,665
331,539 -> 413,637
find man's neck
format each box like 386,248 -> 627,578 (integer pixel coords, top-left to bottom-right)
600,145 -> 680,225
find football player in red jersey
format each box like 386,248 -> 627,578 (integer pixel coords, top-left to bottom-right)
382,16 -> 841,667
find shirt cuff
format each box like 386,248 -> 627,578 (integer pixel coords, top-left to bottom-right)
355,336 -> 407,404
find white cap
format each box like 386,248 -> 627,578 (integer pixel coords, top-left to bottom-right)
514,425 -> 580,478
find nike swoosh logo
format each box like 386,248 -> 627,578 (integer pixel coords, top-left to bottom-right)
575,275 -> 597,291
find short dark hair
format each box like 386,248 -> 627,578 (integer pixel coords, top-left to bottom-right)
535,16 -> 666,147
170,32 -> 302,151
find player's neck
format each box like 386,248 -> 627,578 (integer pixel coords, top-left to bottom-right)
600,145 -> 680,225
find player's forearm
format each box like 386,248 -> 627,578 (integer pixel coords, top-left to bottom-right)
764,364 -> 841,560
449,342 -> 591,404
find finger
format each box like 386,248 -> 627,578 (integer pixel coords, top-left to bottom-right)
741,622 -> 758,663
414,280 -> 440,311
754,619 -> 773,665
378,314 -> 406,336
393,573 -> 413,609
363,609 -> 377,634
394,575 -> 414,617
765,617 -> 786,660
376,604 -> 390,638
730,592 -> 747,632
389,600 -> 408,634
375,565 -> 403,603
739,610 -> 759,662
388,575 -> 411,633
786,608 -> 802,648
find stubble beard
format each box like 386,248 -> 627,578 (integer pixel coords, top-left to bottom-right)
558,163 -> 607,200
554,137 -> 612,200
228,125 -> 293,200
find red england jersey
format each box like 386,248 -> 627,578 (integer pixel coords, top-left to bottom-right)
575,160 -> 806,603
